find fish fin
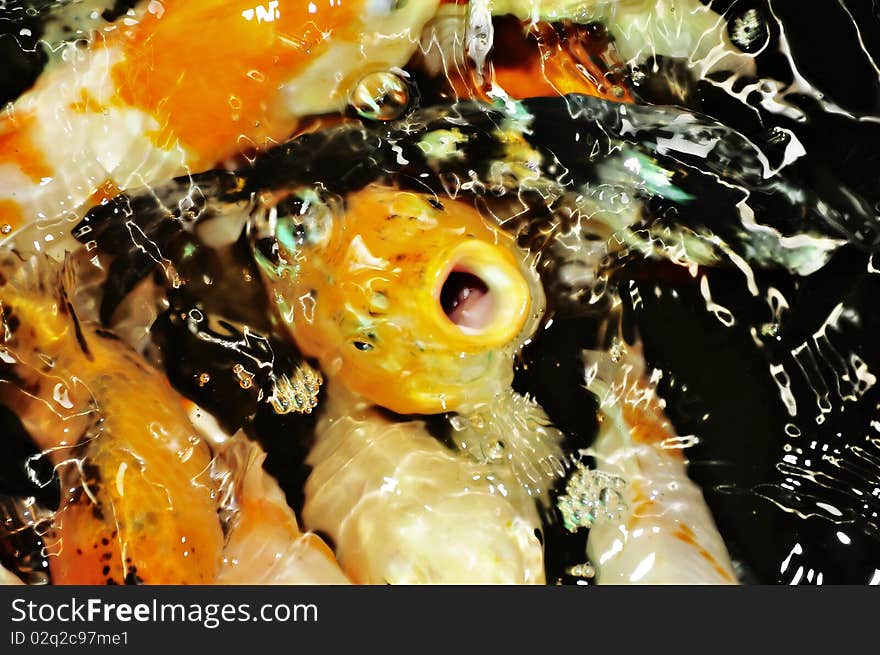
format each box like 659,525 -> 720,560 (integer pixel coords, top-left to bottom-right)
0,248 -> 95,367
449,389 -> 568,503
56,253 -> 92,359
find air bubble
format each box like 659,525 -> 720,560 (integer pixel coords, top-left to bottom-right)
350,71 -> 412,122
728,7 -> 769,54
557,463 -> 627,532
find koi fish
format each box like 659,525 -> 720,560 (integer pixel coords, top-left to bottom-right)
0,249 -> 224,584
253,182 -> 569,498
69,94 -> 876,586
212,433 -> 350,585
302,382 -> 545,584
573,344 -> 738,584
0,0 -> 441,233
260,183 -> 540,415
480,0 -> 756,75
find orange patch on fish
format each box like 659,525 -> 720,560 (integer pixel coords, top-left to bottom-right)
110,0 -> 361,168
622,392 -> 684,459
86,180 -> 123,207
673,524 -> 737,583
0,200 -> 24,234
0,112 -> 53,183
68,88 -> 106,114
0,257 -> 223,584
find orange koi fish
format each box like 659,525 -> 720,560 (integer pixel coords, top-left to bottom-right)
0,251 -> 223,584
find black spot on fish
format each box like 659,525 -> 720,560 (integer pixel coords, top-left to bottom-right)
1,306 -> 19,334
427,198 -> 444,210
254,238 -> 280,265
124,567 -> 144,585
93,328 -> 123,342
352,341 -> 373,352
102,565 -> 110,576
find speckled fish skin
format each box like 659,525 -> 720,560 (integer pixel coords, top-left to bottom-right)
0,251 -> 223,585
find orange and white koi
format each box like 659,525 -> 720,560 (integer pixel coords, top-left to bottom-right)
258,183 -> 566,494
574,344 -> 738,584
252,184 -> 566,582
0,250 -> 224,584
0,0 -> 441,234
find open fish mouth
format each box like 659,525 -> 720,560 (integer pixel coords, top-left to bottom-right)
434,241 -> 531,343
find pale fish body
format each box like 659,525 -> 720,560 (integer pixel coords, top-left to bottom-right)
302,384 -> 546,584
580,346 -> 738,584
0,565 -> 23,585
214,435 -> 350,585
483,0 -> 755,75
0,0 -> 440,232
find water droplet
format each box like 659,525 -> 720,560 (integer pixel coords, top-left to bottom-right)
567,562 -> 596,579
350,71 -> 412,122
197,372 -> 211,387
0,224 -> 11,235
52,383 -> 74,409
609,337 -> 627,363
761,322 -> 780,337
557,463 -> 627,532
728,8 -> 769,54
232,364 -> 254,390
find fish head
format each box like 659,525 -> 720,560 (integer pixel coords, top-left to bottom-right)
257,184 -> 543,415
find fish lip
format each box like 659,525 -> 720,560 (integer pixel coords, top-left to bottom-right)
430,240 -> 531,347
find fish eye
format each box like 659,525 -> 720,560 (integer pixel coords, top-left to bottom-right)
273,191 -> 334,253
